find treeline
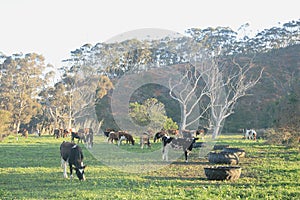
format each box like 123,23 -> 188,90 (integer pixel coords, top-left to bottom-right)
0,19 -> 299,136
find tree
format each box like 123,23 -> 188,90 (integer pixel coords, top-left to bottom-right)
129,98 -> 177,132
96,75 -> 114,99
168,54 -> 263,138
38,81 -> 70,132
0,110 -> 12,134
203,56 -> 264,138
186,27 -> 238,56
0,53 -> 48,133
163,117 -> 178,130
168,63 -> 210,131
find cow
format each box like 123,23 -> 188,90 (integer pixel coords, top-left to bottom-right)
182,130 -> 194,138
162,135 -> 199,162
196,127 -> 208,135
85,128 -> 94,149
18,128 -> 28,138
53,128 -> 62,139
104,128 -> 116,138
71,129 -> 86,143
108,131 -> 135,145
118,131 -> 135,145
153,130 -> 167,143
196,127 -> 208,140
140,132 -> 151,149
60,141 -> 86,181
244,129 -> 257,140
108,131 -> 120,144
167,129 -> 179,136
62,129 -> 70,138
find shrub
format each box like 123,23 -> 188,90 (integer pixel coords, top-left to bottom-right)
265,127 -> 300,148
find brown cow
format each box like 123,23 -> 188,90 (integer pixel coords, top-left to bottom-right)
118,131 -> 135,145
140,132 -> 151,149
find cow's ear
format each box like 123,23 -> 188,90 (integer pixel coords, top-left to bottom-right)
82,165 -> 87,169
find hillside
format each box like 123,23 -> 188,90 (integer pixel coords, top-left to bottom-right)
224,44 -> 300,131
95,44 -> 300,132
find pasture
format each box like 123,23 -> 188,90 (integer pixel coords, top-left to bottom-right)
0,133 -> 299,199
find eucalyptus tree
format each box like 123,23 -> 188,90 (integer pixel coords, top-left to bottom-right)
0,53 -> 48,132
186,26 -> 238,56
204,56 -> 264,138
282,19 -> 300,45
60,43 -> 115,130
0,110 -> 12,135
38,81 -> 70,131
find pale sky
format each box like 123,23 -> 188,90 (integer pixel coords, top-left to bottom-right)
0,0 -> 299,67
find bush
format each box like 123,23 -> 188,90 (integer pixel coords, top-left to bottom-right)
265,127 -> 300,148
163,117 -> 178,130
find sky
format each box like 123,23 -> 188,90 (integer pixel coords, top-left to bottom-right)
0,0 -> 299,68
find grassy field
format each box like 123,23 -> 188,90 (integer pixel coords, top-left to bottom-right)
0,133 -> 299,200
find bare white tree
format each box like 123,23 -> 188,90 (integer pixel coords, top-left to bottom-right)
204,56 -> 264,138
168,63 -> 211,132
168,56 -> 263,138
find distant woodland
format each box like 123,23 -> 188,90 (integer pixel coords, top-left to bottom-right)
0,19 -> 299,137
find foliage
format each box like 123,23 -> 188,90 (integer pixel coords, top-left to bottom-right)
96,75 -> 114,99
265,128 -> 300,148
163,117 -> 179,130
0,110 -> 12,135
0,53 -> 48,132
129,98 -> 177,131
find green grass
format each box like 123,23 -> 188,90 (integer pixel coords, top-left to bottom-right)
0,133 -> 299,199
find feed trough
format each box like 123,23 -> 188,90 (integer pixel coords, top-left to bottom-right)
204,166 -> 241,181
222,147 -> 246,158
208,151 -> 239,165
213,144 -> 230,150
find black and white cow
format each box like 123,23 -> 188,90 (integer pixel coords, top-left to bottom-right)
107,131 -> 117,143
162,135 -> 199,162
104,128 -> 115,138
244,129 -> 257,140
153,130 -> 167,143
60,141 -> 86,181
71,130 -> 85,143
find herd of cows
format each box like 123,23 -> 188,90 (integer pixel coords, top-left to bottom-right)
57,127 -> 257,181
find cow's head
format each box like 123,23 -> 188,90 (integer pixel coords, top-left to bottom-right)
73,165 -> 86,181
187,137 -> 199,151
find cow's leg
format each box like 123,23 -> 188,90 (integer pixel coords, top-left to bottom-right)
118,136 -> 125,146
69,163 -> 73,180
184,150 -> 188,163
162,145 -> 169,161
61,158 -> 68,178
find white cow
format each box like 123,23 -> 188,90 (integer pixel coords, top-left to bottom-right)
244,129 -> 257,140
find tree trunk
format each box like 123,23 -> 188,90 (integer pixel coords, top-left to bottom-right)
180,105 -> 187,132
212,120 -> 223,139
